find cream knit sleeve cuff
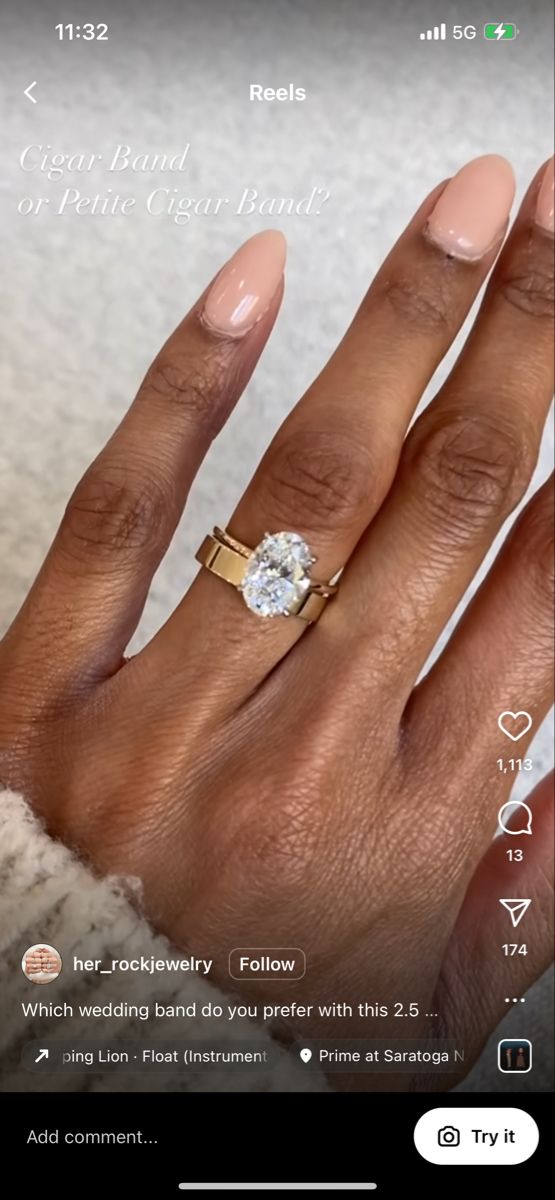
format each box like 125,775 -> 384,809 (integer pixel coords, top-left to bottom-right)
0,789 -> 326,1094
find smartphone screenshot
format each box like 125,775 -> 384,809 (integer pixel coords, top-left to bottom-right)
1,1 -> 553,1194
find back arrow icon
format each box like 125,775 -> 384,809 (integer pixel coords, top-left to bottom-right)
24,82 -> 37,104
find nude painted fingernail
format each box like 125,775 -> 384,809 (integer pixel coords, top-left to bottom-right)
202,230 -> 286,337
426,154 -> 516,262
535,158 -> 554,233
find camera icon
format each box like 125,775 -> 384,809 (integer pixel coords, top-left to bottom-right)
437,1125 -> 460,1147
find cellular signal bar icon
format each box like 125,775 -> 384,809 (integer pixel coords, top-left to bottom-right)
420,23 -> 446,40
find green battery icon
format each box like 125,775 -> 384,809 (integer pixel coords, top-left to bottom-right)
484,22 -> 518,39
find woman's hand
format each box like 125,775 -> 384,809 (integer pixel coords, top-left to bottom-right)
23,947 -> 60,977
1,154 -> 553,1088
24,952 -> 43,975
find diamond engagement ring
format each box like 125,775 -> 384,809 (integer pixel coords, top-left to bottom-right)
195,528 -> 338,622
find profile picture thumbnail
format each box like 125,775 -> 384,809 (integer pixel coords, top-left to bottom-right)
21,944 -> 62,984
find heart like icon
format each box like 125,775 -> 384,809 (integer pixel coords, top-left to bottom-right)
498,710 -> 533,742
300,1048 -> 312,1063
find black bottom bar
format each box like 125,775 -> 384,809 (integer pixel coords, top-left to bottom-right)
3,1091 -> 551,1197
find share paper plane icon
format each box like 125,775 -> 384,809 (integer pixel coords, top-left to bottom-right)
499,899 -> 531,928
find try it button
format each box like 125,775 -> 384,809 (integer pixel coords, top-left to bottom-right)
229,948 -> 306,981
414,1107 -> 539,1165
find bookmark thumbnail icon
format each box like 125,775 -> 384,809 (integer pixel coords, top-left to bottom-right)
499,899 -> 531,928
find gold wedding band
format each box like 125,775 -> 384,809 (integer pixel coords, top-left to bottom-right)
195,528 -> 338,623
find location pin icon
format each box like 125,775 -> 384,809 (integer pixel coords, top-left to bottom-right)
300,1048 -> 312,1063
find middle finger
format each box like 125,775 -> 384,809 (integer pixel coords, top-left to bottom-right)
330,157 -> 554,695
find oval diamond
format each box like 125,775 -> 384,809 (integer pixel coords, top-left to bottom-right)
241,531 -> 313,618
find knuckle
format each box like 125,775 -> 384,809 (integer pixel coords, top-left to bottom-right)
533,536 -> 555,612
497,252 -> 555,321
141,347 -> 233,432
213,781 -> 318,907
379,273 -> 452,334
60,463 -> 168,563
520,495 -> 555,609
262,429 -> 374,533
410,414 -> 533,534
242,792 -> 317,879
226,781 -> 346,914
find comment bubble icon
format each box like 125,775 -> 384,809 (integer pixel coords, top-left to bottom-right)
498,800 -> 533,837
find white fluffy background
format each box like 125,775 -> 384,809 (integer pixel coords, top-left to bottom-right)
1,0 -> 553,1090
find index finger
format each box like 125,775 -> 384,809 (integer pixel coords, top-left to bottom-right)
4,232 -> 286,697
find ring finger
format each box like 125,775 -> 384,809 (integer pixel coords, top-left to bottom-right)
150,155 -> 516,704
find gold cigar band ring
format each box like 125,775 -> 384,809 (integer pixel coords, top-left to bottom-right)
195,528 -> 339,623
